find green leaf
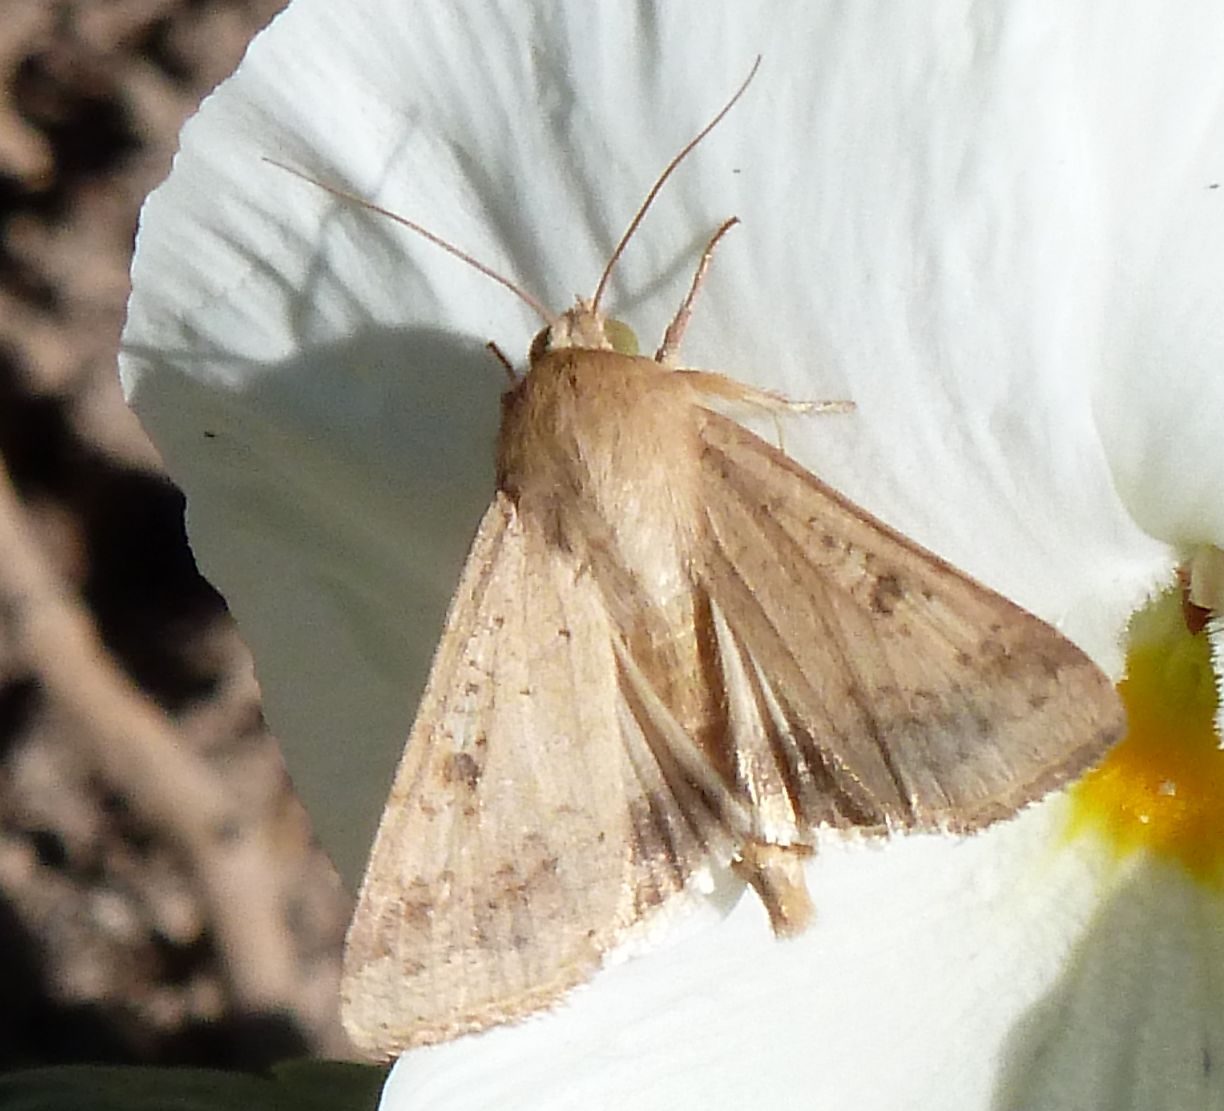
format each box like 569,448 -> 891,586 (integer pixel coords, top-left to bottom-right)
0,1058 -> 388,1111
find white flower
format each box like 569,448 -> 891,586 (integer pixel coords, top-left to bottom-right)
121,2 -> 1224,1108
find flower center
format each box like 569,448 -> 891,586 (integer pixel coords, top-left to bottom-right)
1067,579 -> 1223,882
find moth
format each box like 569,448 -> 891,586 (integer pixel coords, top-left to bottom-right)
288,63 -> 1126,1057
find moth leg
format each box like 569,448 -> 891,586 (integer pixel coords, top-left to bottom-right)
736,841 -> 814,937
679,371 -> 854,449
677,370 -> 850,413
760,399 -> 854,452
485,340 -> 519,384
655,217 -> 741,366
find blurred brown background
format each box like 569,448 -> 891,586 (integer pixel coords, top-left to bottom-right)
0,0 -> 357,1069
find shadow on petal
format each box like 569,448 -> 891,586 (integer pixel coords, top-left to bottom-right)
994,855 -> 1224,1111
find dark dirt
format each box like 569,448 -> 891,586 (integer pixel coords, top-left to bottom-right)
0,0 -> 357,1069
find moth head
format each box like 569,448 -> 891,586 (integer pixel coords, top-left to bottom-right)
529,300 -> 641,364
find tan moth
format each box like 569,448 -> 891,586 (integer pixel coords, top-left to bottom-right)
276,61 -> 1125,1057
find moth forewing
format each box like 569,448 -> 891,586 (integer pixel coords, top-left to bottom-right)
342,494 -> 678,1051
687,406 -> 1123,833
334,63 -> 1125,1057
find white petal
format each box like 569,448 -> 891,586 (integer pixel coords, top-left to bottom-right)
994,854 -> 1224,1111
119,6 -> 1224,1107
121,0 -> 1187,878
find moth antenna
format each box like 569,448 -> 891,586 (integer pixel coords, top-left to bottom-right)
591,55 -> 762,312
263,158 -> 554,325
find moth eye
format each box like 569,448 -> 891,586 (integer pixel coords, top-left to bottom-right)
605,318 -> 639,356
529,327 -> 552,364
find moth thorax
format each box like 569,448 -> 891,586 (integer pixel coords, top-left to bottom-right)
498,347 -> 703,612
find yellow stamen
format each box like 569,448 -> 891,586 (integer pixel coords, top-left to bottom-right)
1068,581 -> 1223,882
